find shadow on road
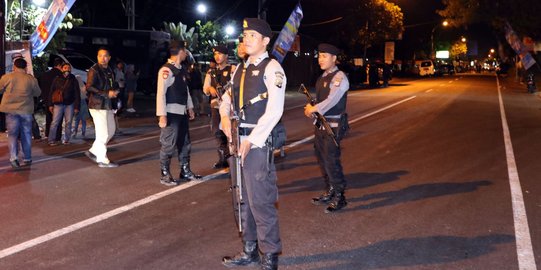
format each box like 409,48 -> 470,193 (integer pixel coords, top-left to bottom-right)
278,171 -> 408,195
345,180 -> 492,211
281,234 -> 514,269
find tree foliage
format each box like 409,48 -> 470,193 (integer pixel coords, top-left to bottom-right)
438,0 -> 541,38
159,22 -> 199,51
339,0 -> 404,53
450,41 -> 468,59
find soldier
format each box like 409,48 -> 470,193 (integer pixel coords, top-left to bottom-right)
304,43 -> 349,213
156,40 -> 196,186
220,18 -> 285,270
203,45 -> 236,169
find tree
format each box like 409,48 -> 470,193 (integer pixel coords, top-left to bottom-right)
438,0 -> 541,39
450,41 -> 468,59
338,0 -> 404,56
159,22 -> 199,51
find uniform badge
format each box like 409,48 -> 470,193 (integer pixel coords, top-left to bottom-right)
223,71 -> 229,77
275,72 -> 285,88
333,77 -> 342,87
162,70 -> 169,80
252,70 -> 260,76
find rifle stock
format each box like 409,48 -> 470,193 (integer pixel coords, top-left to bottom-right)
299,84 -> 339,147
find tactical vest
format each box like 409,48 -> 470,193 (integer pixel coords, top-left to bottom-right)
210,65 -> 232,88
316,69 -> 347,116
163,63 -> 188,105
232,58 -> 271,125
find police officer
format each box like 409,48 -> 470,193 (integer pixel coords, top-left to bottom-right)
156,40 -> 196,186
220,18 -> 285,270
203,45 -> 235,169
304,43 -> 349,213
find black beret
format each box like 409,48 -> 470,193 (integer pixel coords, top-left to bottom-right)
213,45 -> 228,55
243,18 -> 273,37
318,43 -> 340,55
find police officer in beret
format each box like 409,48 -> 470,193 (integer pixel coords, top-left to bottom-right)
220,18 -> 285,270
304,43 -> 349,213
156,40 -> 196,186
203,45 -> 236,169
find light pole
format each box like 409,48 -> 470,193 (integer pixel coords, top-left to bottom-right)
431,20 -> 448,60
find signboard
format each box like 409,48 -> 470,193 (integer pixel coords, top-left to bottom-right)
271,3 -> 303,63
30,0 -> 77,56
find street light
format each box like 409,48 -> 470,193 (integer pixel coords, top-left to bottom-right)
225,25 -> 235,36
461,36 -> 467,43
431,20 -> 449,60
197,3 -> 207,21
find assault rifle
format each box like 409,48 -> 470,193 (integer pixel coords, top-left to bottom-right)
209,68 -> 226,101
299,84 -> 339,147
226,82 -> 243,233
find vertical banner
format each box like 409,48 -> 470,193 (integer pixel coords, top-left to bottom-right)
504,22 -> 536,70
271,3 -> 303,63
30,0 -> 77,56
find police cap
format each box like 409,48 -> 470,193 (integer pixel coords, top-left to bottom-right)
243,18 -> 273,38
318,43 -> 340,55
213,45 -> 228,55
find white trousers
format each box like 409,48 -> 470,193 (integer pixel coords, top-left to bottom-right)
89,109 -> 116,163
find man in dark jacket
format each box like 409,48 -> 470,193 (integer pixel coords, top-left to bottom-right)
84,48 -> 120,168
47,63 -> 81,145
39,57 -> 64,141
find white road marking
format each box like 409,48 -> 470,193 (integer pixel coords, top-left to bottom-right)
496,76 -> 537,270
0,95 -> 417,259
425,89 -> 433,93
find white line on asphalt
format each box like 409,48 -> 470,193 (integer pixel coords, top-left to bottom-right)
448,81 -> 454,83
0,95 -> 418,259
425,89 -> 433,93
440,84 -> 445,87
496,77 -> 537,270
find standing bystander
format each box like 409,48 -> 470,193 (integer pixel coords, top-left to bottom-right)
0,58 -> 41,168
39,57 -> 64,141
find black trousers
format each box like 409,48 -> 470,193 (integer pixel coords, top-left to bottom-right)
159,113 -> 188,168
240,146 -> 281,254
314,127 -> 346,193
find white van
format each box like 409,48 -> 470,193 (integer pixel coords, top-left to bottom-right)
415,60 -> 435,76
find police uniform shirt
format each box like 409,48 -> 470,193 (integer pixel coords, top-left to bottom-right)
156,59 -> 194,116
203,64 -> 236,97
315,66 -> 349,115
220,51 -> 286,148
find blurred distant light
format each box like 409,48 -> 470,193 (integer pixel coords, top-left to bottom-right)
461,37 -> 467,42
436,50 -> 449,59
490,48 -> 495,53
225,25 -> 235,36
33,0 -> 46,6
442,20 -> 449,27
197,3 -> 207,14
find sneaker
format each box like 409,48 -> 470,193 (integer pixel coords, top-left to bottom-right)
10,160 -> 20,168
48,142 -> 58,146
62,141 -> 70,145
126,108 -> 136,113
23,160 -> 32,166
98,162 -> 119,168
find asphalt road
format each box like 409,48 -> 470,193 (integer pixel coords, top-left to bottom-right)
0,74 -> 540,269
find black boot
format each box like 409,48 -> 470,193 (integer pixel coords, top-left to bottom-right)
222,240 -> 260,267
160,166 -> 178,186
180,162 -> 202,181
325,192 -> 347,213
213,149 -> 230,169
260,253 -> 279,270
311,186 -> 335,205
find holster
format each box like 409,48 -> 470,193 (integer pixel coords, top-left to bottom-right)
336,113 -> 350,141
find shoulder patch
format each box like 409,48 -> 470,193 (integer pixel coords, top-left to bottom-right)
162,70 -> 170,80
275,72 -> 285,88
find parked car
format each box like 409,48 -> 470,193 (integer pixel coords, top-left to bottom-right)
47,50 -> 95,83
415,60 -> 435,76
435,64 -> 455,76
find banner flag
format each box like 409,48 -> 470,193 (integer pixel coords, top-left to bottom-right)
271,3 -> 303,63
30,0 -> 77,56
504,22 -> 536,70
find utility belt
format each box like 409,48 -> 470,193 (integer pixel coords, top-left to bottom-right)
238,121 -> 286,150
316,113 -> 350,140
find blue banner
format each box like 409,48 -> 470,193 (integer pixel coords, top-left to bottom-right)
504,22 -> 536,70
30,0 -> 77,56
271,3 -> 303,63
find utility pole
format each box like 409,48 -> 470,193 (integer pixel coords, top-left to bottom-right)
1,0 -> 5,76
126,0 -> 135,30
